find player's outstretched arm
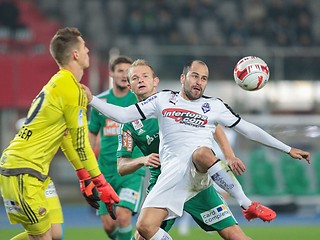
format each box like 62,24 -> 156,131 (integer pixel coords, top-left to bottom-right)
117,153 -> 160,176
289,148 -> 311,164
83,84 -> 142,123
233,119 -> 310,164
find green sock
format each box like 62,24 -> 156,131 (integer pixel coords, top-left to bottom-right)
108,227 -> 118,240
117,224 -> 133,240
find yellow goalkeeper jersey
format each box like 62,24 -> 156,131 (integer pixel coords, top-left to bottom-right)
0,69 -> 99,181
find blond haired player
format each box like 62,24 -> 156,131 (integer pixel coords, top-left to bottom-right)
0,27 -> 119,240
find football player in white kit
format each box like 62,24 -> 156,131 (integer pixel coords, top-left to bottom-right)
84,60 -> 310,240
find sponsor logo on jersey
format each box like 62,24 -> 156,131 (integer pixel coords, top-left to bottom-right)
122,130 -> 133,152
0,153 -> 7,165
103,119 -> 121,136
78,109 -> 83,126
146,133 -> 159,145
140,95 -> 157,105
162,108 -> 208,127
200,204 -> 231,225
45,182 -> 58,198
132,120 -> 143,130
4,199 -> 23,214
119,188 -> 139,204
117,135 -> 122,151
138,129 -> 145,135
169,93 -> 178,105
201,102 -> 211,113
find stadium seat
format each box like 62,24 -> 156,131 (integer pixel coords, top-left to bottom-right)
280,154 -> 312,195
248,148 -> 280,196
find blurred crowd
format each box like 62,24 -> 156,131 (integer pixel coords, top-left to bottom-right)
35,0 -> 317,51
121,0 -> 315,47
0,0 -> 316,52
0,0 -> 319,80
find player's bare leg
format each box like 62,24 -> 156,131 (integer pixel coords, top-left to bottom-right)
116,206 -> 134,239
101,214 -> 117,238
218,225 -> 252,240
101,206 -> 133,239
51,223 -> 63,240
136,208 -> 170,240
28,228 -> 52,240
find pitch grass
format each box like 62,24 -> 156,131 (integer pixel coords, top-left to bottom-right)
1,226 -> 320,239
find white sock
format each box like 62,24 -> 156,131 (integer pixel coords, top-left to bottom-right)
150,228 -> 173,240
208,160 -> 252,209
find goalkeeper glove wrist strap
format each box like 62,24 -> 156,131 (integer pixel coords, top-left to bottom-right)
76,168 -> 90,180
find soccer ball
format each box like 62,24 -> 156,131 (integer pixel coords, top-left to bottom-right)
233,56 -> 270,91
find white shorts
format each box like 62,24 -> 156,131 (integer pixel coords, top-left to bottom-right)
142,149 -> 212,220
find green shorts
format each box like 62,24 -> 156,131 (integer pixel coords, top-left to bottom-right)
184,186 -> 237,231
98,173 -> 145,215
160,186 -> 237,232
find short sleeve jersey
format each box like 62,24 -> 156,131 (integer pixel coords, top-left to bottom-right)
0,69 -> 96,180
88,89 -> 144,177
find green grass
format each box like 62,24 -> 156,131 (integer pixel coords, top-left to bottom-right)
1,226 -> 320,240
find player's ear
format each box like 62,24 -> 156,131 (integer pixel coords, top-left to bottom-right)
109,68 -> 114,78
180,74 -> 185,84
73,49 -> 79,60
153,77 -> 160,87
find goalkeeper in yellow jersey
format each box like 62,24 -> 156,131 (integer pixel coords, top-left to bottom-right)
0,27 -> 119,240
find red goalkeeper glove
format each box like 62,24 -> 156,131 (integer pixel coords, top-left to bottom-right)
76,168 -> 100,210
92,174 -> 120,220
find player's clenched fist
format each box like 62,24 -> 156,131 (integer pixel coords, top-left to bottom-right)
92,174 -> 120,220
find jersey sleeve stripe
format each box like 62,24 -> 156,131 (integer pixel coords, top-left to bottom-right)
217,98 -> 242,128
76,127 -> 87,161
135,103 -> 146,120
229,117 -> 241,128
71,75 -> 85,107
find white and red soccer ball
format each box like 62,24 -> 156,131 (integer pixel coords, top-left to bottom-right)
233,56 -> 270,91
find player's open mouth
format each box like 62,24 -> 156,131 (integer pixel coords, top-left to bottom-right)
193,87 -> 201,92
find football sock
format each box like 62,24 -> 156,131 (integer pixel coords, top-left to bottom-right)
208,159 -> 252,209
117,224 -> 133,240
10,232 -> 29,240
150,228 -> 173,240
107,227 -> 118,240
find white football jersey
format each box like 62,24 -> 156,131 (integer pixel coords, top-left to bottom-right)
89,90 -> 290,219
136,90 -> 240,168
